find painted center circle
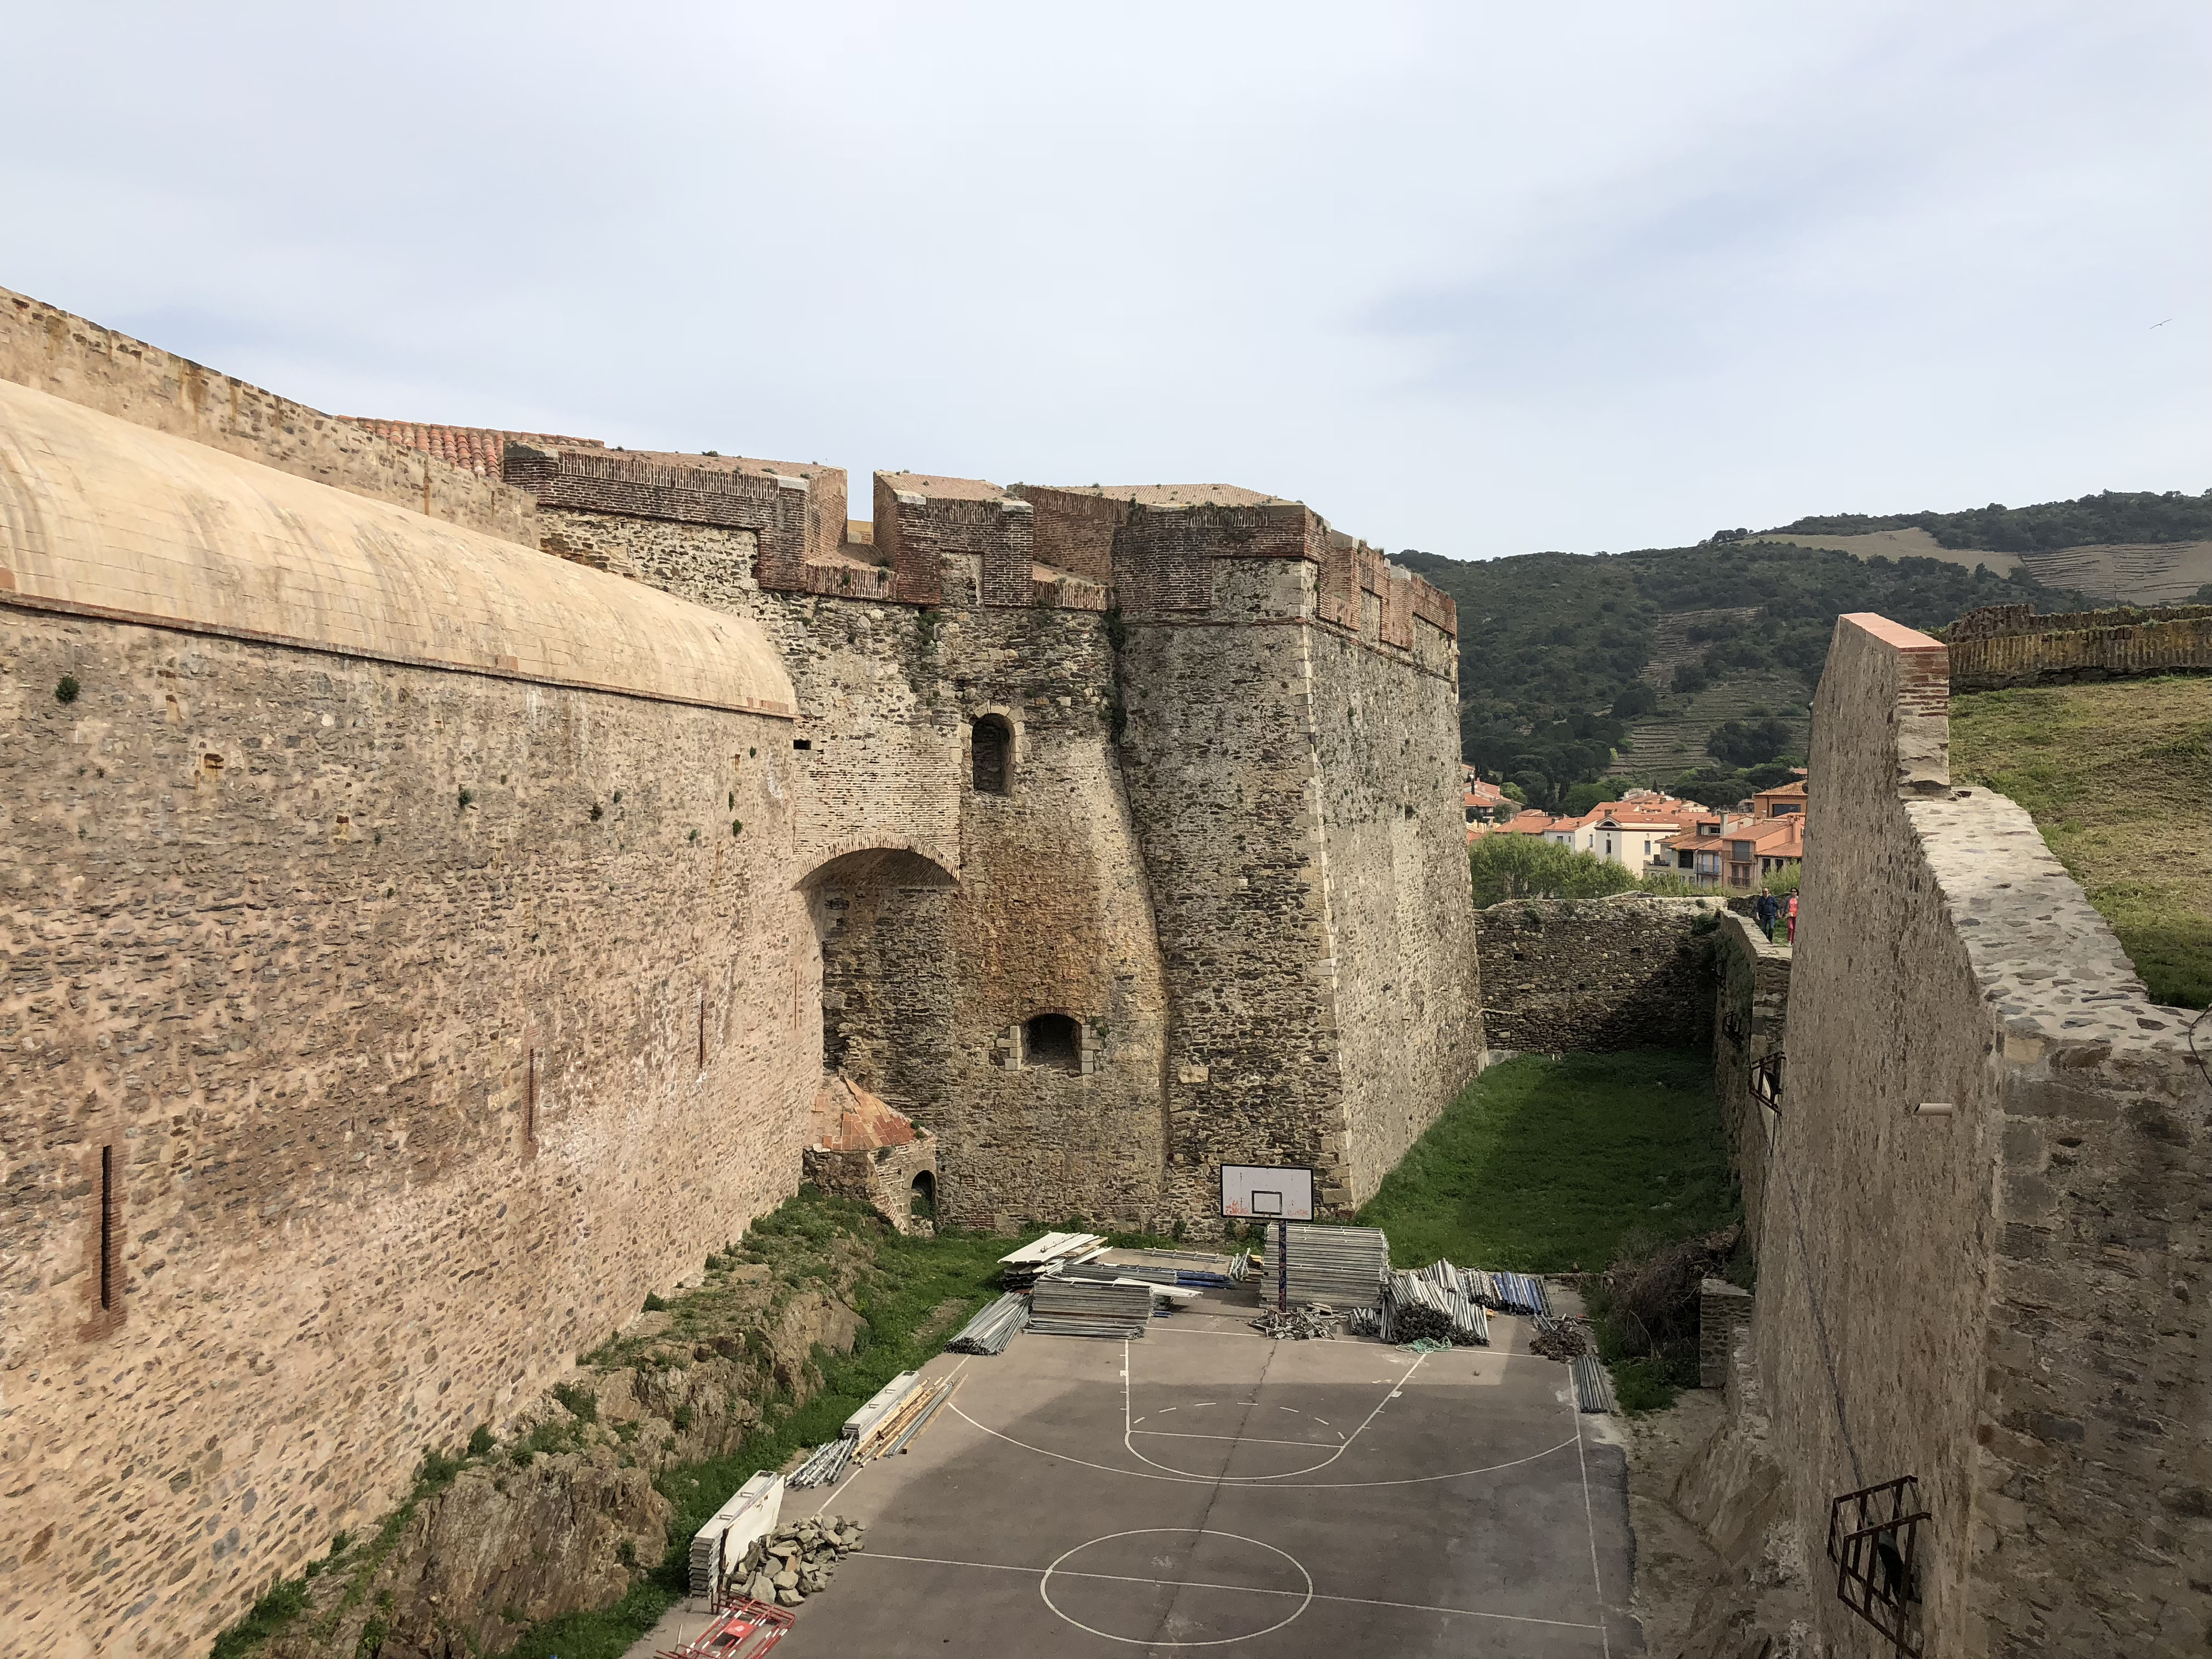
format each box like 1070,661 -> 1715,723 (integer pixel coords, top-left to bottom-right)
1039,1528 -> 1313,1647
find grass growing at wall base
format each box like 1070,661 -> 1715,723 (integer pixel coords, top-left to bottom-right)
497,1198 -> 1015,1659
1357,1050 -> 1741,1415
1358,1050 -> 1738,1275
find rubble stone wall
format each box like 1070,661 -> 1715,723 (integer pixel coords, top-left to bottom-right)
803,1137 -> 938,1234
0,613 -> 813,1659
1755,612 -> 2210,1657
1116,545 -> 1482,1220
1473,895 -> 1724,1055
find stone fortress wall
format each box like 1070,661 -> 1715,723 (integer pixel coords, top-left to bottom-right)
1724,614 -> 2210,1657
1472,894 -> 1728,1055
1947,598 -> 2212,691
1,291 -> 1482,1657
428,450 -> 1485,1233
0,359 -> 812,1659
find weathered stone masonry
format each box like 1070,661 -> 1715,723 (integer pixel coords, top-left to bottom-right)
2,289 -> 1484,1659
1733,613 -> 2210,1657
1473,894 -> 1727,1056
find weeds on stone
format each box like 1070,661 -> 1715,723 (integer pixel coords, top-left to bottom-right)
551,1382 -> 599,1423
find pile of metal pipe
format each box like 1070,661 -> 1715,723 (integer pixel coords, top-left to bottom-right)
1571,1354 -> 1619,1413
1098,1246 -> 1246,1287
945,1292 -> 1029,1355
788,1437 -> 853,1489
1379,1260 -> 1489,1345
1463,1269 -> 1552,1317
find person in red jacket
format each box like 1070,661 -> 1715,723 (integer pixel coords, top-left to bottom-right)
1786,891 -> 1799,944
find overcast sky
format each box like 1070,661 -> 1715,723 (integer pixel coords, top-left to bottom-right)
4,2 -> 2205,559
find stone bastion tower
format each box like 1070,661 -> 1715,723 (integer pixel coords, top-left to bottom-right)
0,287 -> 1481,1658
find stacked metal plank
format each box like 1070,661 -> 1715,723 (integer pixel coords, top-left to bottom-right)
1463,1268 -> 1552,1317
997,1232 -> 1105,1290
1379,1260 -> 1489,1345
1571,1354 -> 1619,1413
1253,1224 -> 1390,1308
1027,1274 -> 1151,1338
688,1471 -> 783,1595
1097,1246 -> 1246,1288
841,1373 -> 921,1442
945,1292 -> 1029,1355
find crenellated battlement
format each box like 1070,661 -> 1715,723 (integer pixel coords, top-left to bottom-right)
348,425 -> 1456,645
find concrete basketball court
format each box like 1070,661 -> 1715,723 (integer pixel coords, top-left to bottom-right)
729,1281 -> 1641,1657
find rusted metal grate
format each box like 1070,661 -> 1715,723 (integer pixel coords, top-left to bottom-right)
1750,1051 -> 1784,1111
1828,1475 -> 1929,1657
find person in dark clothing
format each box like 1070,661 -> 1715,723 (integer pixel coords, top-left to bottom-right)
1754,891 -> 1778,941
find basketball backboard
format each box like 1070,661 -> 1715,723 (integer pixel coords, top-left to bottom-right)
1219,1164 -> 1316,1222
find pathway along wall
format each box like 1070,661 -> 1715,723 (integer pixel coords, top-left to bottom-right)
1751,613 -> 2209,1657
1474,894 -> 1728,1055
0,388 -> 813,1659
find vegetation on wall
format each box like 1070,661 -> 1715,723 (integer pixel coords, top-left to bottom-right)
1468,834 -> 1707,907
1951,677 -> 2210,1008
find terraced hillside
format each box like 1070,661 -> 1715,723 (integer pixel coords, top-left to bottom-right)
1400,486 -> 2201,807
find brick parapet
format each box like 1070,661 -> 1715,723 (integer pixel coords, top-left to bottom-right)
1948,602 -> 2212,691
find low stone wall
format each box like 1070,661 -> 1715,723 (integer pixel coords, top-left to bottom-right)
1697,1277 -> 1753,1390
1474,895 -> 1728,1053
803,1138 -> 938,1235
1948,601 -> 2212,691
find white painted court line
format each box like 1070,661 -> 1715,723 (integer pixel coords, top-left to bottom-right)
1121,1340 -> 1426,1481
1572,1387 -> 1612,1659
806,1355 -> 972,1516
1131,1428 -> 1342,1448
948,1396 -> 1582,1489
853,1549 -> 1606,1633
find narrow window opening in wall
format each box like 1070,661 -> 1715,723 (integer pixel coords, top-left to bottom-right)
1024,1013 -> 1082,1072
98,1145 -> 117,1311
972,716 -> 1013,795
525,1049 -> 538,1147
792,739 -> 812,751
911,1170 -> 936,1220
698,993 -> 707,1070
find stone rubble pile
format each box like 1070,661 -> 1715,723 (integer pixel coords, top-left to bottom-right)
727,1512 -> 865,1609
1249,1305 -> 1339,1340
1530,1314 -> 1594,1361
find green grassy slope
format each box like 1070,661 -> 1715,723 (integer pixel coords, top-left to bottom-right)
1357,1050 -> 1736,1275
1951,677 -> 2211,1009
1398,538 -> 2078,804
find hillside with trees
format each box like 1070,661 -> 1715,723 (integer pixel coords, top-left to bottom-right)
1392,487 -> 2212,808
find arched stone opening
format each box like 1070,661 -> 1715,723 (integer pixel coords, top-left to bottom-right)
911,1170 -> 936,1220
972,714 -> 1014,795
